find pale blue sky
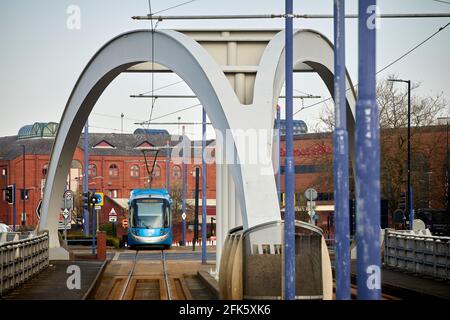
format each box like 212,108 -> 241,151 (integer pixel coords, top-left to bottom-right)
0,0 -> 449,139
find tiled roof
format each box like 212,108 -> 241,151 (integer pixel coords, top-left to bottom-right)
0,132 -> 215,161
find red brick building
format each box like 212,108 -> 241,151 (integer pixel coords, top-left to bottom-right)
0,123 -> 216,230
1,122 -> 448,239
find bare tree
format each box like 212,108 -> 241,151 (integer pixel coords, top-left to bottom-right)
317,74 -> 449,212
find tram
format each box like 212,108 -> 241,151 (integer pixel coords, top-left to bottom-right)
127,188 -> 173,249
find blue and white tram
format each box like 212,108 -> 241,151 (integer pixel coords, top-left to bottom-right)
127,189 -> 173,249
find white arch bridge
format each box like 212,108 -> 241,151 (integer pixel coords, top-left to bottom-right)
37,29 -> 357,270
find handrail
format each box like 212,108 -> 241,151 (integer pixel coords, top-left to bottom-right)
0,232 -> 49,296
384,229 -> 450,280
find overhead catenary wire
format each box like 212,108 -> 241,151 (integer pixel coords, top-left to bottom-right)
132,13 -> 450,21
136,103 -> 202,125
137,79 -> 185,96
293,21 -> 450,116
152,0 -> 200,16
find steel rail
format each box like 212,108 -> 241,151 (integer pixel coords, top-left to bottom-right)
119,250 -> 139,300
161,250 -> 172,300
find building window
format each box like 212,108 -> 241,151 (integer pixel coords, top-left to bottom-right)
153,165 -> 161,177
108,189 -> 118,198
172,165 -> 181,179
88,164 -> 97,177
280,164 -> 328,174
317,192 -> 334,201
42,164 -> 48,177
109,164 -> 119,177
1,168 -> 7,176
130,165 -> 140,177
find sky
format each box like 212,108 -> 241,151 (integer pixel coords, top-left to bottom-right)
0,0 -> 449,140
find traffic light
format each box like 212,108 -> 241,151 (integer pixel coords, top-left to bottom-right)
82,191 -> 91,208
20,189 -> 29,201
398,192 -> 406,210
5,185 -> 15,204
91,193 -> 102,205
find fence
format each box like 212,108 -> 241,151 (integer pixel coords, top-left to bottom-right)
0,232 -> 49,296
384,229 -> 450,280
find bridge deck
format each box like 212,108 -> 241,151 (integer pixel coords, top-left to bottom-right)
344,261 -> 450,300
2,260 -> 105,300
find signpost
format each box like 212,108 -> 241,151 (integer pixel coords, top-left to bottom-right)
109,208 -> 117,236
62,208 -> 70,242
305,188 -> 318,224
109,207 -> 117,222
63,190 -> 74,210
93,192 -> 104,234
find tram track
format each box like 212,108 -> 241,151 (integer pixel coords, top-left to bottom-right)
90,249 -> 215,300
161,250 -> 173,300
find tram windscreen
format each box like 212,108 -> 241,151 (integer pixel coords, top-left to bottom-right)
130,198 -> 169,229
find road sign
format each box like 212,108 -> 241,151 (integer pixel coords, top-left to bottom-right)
305,188 -> 318,201
63,190 -> 74,210
94,192 -> 104,206
109,208 -> 117,216
36,199 -> 42,219
182,212 -> 186,220
94,205 -> 101,211
64,190 -> 74,200
109,216 -> 117,223
62,208 -> 70,219
58,209 -> 71,230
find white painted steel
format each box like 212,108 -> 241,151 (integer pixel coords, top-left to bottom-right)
38,29 -> 357,261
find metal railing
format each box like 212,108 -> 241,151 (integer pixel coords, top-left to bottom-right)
0,232 -> 49,296
384,229 -> 450,280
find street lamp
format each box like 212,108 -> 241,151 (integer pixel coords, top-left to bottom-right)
388,78 -> 413,230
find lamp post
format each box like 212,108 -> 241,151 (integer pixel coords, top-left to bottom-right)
388,78 -> 412,230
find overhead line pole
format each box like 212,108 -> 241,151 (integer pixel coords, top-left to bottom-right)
284,0 -> 295,301
182,125 -> 187,246
333,0 -> 350,300
356,0 -> 381,300
166,140 -> 171,193
83,121 -> 90,236
201,108 -> 207,264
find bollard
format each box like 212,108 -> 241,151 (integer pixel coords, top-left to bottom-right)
96,231 -> 107,261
